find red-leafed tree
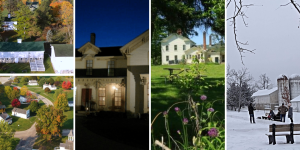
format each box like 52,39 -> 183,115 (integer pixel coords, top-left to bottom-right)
62,81 -> 72,90
13,87 -> 18,91
11,99 -> 21,107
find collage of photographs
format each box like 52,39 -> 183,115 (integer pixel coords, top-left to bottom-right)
0,0 -> 299,150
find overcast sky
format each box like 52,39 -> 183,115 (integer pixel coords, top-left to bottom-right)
227,0 -> 300,86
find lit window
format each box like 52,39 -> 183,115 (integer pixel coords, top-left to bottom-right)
86,60 -> 93,75
115,89 -> 121,107
108,61 -> 115,76
99,88 -> 105,106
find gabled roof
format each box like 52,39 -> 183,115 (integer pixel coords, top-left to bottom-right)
0,105 -> 6,109
292,95 -> 300,102
0,42 -> 45,52
68,129 -> 73,136
13,108 -> 28,114
184,46 -> 203,54
206,44 -> 225,54
77,42 -> 100,55
0,112 -> 10,120
160,33 -> 196,44
51,44 -> 73,57
120,30 -> 149,55
252,88 -> 278,97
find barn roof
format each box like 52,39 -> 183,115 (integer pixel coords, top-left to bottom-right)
51,44 -> 73,57
0,42 -> 45,52
252,87 -> 278,97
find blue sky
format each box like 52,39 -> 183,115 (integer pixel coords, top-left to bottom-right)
75,0 -> 149,48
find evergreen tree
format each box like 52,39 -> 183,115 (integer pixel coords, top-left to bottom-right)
34,0 -> 52,31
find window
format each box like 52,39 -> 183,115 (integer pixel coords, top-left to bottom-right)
99,88 -> 105,105
166,56 -> 169,61
175,55 -> 177,61
189,55 -> 191,59
108,61 -> 115,76
198,54 -> 200,59
174,45 -> 177,51
166,45 -> 169,51
183,45 -> 186,50
86,60 -> 93,75
115,89 -> 121,107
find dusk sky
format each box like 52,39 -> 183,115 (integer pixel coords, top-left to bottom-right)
227,0 -> 300,85
75,0 -> 149,48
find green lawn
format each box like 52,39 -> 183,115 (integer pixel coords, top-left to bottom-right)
151,64 -> 225,145
11,138 -> 20,150
0,54 -> 54,73
33,136 -> 68,150
63,109 -> 73,129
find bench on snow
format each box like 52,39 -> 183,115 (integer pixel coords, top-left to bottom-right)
266,123 -> 300,145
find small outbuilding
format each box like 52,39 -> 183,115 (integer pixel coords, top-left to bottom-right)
0,105 -> 6,113
12,108 -> 30,119
0,112 -> 12,124
28,80 -> 38,85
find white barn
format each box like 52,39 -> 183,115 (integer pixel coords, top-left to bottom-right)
252,88 -> 278,110
50,44 -> 74,74
12,108 -> 30,119
43,83 -> 57,90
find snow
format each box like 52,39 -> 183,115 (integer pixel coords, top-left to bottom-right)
252,88 -> 278,97
290,74 -> 300,79
291,95 -> 300,102
227,109 -> 300,150
277,74 -> 288,80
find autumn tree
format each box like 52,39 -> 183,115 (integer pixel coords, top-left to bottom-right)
60,1 -> 73,44
20,86 -> 28,96
62,81 -> 72,89
34,0 -> 52,32
29,100 -> 40,113
11,99 -> 21,107
35,105 -> 66,141
13,77 -> 19,83
8,88 -> 20,102
4,86 -> 12,98
20,77 -> 29,85
53,88 -> 66,100
54,94 -> 69,111
13,2 -> 33,39
44,87 -> 51,93
0,120 -> 15,150
47,78 -> 54,85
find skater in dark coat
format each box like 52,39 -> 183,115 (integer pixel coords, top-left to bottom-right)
248,103 -> 255,123
269,110 -> 275,120
288,103 -> 293,123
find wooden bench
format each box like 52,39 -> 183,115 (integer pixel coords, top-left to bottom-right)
266,123 -> 300,145
262,113 -> 270,120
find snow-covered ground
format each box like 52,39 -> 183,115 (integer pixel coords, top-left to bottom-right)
227,108 -> 300,150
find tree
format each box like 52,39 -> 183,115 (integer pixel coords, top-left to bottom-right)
20,77 -> 29,85
55,76 -> 61,82
11,99 -> 21,107
13,2 -> 34,39
53,88 -> 66,100
44,87 -> 51,93
35,105 -> 66,141
13,77 -> 19,83
38,78 -> 47,87
62,81 -> 72,90
47,78 -> 54,85
0,120 -> 15,150
54,94 -> 69,111
8,88 -> 19,101
255,73 -> 272,90
20,86 -> 28,96
4,86 -> 12,98
54,81 -> 60,87
28,100 -> 40,113
34,0 -> 52,31
59,1 -> 73,44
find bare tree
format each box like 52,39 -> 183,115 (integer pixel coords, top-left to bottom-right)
255,73 -> 272,90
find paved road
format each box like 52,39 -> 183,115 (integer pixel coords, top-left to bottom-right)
11,84 -> 54,150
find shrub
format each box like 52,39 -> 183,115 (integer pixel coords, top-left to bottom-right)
29,100 -> 40,113
11,99 -> 21,107
44,87 -> 51,93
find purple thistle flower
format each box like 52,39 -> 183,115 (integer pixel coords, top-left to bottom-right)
201,95 -> 207,100
177,130 -> 181,135
174,107 -> 180,112
183,118 -> 188,125
163,111 -> 168,117
207,108 -> 214,112
208,128 -> 218,138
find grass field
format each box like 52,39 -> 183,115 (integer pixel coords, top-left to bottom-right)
151,63 -> 225,146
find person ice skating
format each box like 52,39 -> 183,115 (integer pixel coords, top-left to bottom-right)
278,103 -> 288,122
269,110 -> 275,120
248,103 -> 255,123
288,103 -> 293,123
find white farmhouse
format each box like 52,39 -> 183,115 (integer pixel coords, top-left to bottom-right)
0,112 -> 12,124
28,80 -> 38,85
161,31 -> 225,65
50,44 -> 74,74
12,108 -> 30,119
75,30 -> 149,116
252,88 -> 278,110
2,14 -> 17,31
43,83 -> 57,90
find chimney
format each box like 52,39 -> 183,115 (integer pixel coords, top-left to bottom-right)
203,31 -> 206,50
177,29 -> 182,35
209,35 -> 212,47
91,33 -> 96,45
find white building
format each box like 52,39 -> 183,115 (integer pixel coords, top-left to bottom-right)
2,14 -> 17,31
75,30 -> 149,116
19,96 -> 27,104
252,87 -> 278,110
161,31 -> 225,65
43,83 -> 57,90
0,112 -> 12,124
28,80 -> 38,85
12,108 -> 30,119
68,101 -> 73,107
50,44 -> 74,74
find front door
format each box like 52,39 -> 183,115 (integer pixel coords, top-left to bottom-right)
215,57 -> 219,63
81,88 -> 92,110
